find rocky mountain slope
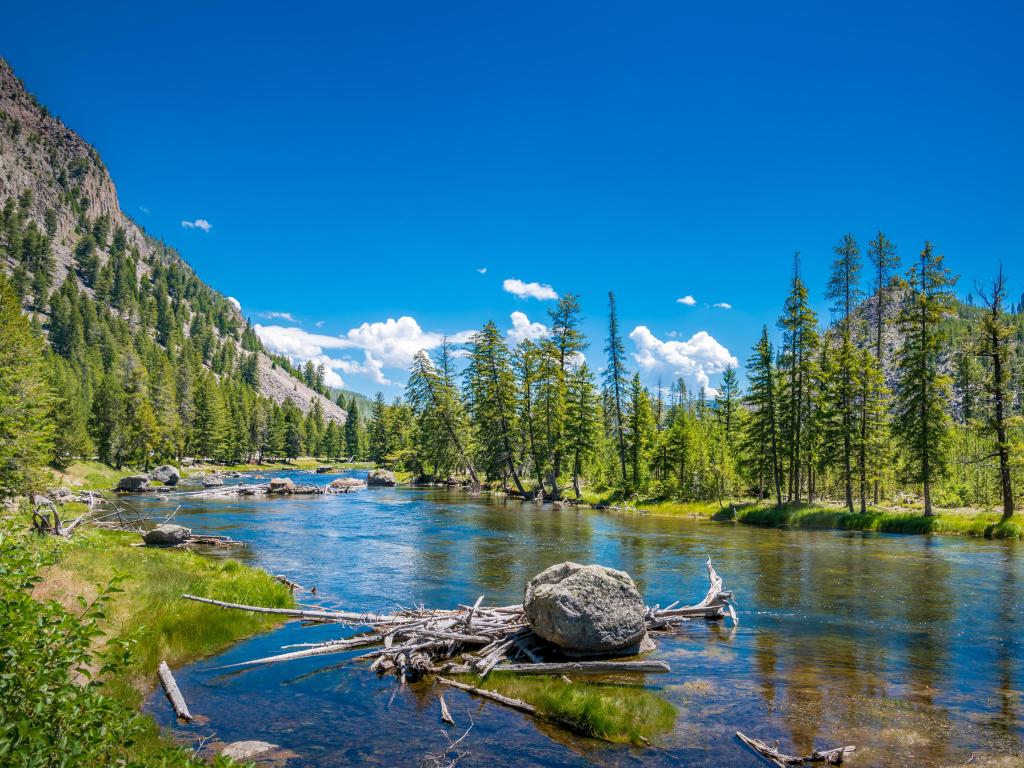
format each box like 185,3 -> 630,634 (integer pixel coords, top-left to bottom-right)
0,58 -> 344,424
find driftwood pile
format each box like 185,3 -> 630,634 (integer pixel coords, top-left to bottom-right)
182,558 -> 736,685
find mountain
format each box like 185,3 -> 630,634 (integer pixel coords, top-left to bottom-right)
0,58 -> 344,427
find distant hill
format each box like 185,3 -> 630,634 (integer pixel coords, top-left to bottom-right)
0,58 -> 344,427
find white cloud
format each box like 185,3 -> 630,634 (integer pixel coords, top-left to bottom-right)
713,302 -> 732,309
507,311 -> 548,343
629,326 -> 738,393
477,267 -> 488,274
138,205 -> 150,214
503,278 -> 558,301
262,311 -> 296,322
676,295 -> 697,306
315,320 -> 325,328
255,316 -> 473,389
181,218 -> 212,232
226,296 -> 241,311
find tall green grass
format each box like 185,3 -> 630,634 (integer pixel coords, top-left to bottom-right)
455,673 -> 676,744
736,502 -> 1024,538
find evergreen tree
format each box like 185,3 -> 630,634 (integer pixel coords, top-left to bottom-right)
743,327 -> 782,506
345,399 -> 361,459
624,373 -> 656,493
892,242 -> 957,516
976,266 -> 1015,520
0,274 -> 54,497
826,233 -> 863,513
564,362 -> 599,498
367,392 -> 391,465
603,291 -> 629,485
867,231 -> 899,370
464,321 -> 526,494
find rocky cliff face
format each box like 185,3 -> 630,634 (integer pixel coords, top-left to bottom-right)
0,58 -> 344,425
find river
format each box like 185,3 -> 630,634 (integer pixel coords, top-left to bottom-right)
136,469 -> 1024,766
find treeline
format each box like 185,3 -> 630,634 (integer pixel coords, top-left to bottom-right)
0,192 -> 359,498
363,234 -> 1020,518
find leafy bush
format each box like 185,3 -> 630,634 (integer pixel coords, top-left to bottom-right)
0,520 -> 236,766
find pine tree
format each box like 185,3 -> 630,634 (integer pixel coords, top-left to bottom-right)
826,233 -> 863,513
743,326 -> 782,506
624,373 -> 656,493
345,399 -> 361,459
367,392 -> 391,465
892,242 -> 957,516
544,294 -> 587,494
464,321 -> 526,494
715,367 -> 741,444
868,231 -> 899,370
0,274 -> 54,497
976,265 -> 1015,520
564,362 -> 598,498
777,254 -> 819,502
603,291 -> 629,486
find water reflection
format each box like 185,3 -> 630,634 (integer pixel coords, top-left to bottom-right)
137,471 -> 1024,766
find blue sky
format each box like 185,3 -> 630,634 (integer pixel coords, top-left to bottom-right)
5,2 -> 1022,396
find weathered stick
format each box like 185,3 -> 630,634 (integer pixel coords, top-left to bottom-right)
181,594 -> 392,623
439,693 -> 454,725
158,661 -> 192,721
736,732 -> 856,766
490,660 -> 670,676
437,677 -> 537,715
216,635 -> 384,669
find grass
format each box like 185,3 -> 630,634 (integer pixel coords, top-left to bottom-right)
455,672 -> 677,744
35,527 -> 294,706
51,460 -> 140,491
734,502 -> 1024,539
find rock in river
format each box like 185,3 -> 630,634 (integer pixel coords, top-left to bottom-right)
149,464 -> 181,486
367,469 -> 396,486
269,477 -> 295,494
220,741 -> 278,761
116,474 -> 149,492
143,524 -> 191,546
329,477 -> 367,491
524,562 -> 647,654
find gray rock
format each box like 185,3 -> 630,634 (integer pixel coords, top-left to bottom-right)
315,465 -> 334,474
202,475 -> 224,487
149,464 -> 181,485
269,477 -> 295,494
367,469 -> 396,487
143,524 -> 191,546
220,741 -> 278,761
524,562 -> 646,654
329,477 -> 366,491
116,474 -> 149,492
48,487 -> 75,502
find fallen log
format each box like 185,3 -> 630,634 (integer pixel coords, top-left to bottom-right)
736,732 -> 856,766
439,693 -> 454,725
181,594 -> 395,623
489,660 -> 670,676
437,676 -> 537,716
158,661 -> 192,721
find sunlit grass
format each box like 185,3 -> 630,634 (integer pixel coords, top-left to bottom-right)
454,672 -> 677,744
736,502 -> 1024,539
37,528 -> 293,706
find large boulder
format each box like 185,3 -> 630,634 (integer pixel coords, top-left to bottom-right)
143,524 -> 191,546
269,477 -> 295,494
329,477 -> 367,492
116,475 -> 149,492
149,465 -> 181,486
367,469 -> 396,487
524,562 -> 647,654
202,475 -> 224,487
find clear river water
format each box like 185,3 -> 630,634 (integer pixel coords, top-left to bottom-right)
136,469 -> 1024,767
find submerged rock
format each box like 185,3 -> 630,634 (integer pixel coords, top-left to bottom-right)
269,477 -> 295,494
143,524 -> 191,546
149,464 -> 181,486
220,741 -> 278,761
116,474 -> 149,492
524,562 -> 647,654
367,469 -> 396,487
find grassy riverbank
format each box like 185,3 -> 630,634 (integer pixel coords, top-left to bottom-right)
453,673 -> 676,744
26,519 -> 294,762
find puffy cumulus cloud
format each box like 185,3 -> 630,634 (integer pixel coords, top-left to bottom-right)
503,278 -> 558,301
676,295 -> 697,306
713,302 -> 732,309
629,326 -> 738,394
477,267 -> 488,274
226,296 -> 241,311
507,311 -> 548,343
255,316 -> 473,389
181,218 -> 212,232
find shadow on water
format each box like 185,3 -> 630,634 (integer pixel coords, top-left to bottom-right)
136,471 -> 1024,766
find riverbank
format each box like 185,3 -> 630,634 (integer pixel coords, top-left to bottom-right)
27,516 -> 294,762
